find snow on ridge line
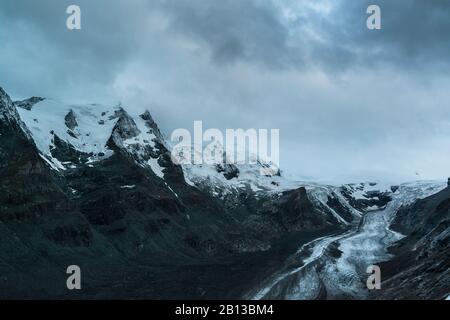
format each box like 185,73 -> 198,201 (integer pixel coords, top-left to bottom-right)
14,95 -> 278,186
16,98 -> 170,181
39,154 -> 65,171
17,99 -> 120,162
120,185 -> 136,189
13,95 -> 449,204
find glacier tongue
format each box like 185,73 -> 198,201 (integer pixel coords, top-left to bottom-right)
248,180 -> 447,300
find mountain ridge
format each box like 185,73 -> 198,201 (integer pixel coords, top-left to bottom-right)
0,86 -> 448,299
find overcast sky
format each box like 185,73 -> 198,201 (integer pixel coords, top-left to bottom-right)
1,0 -> 450,183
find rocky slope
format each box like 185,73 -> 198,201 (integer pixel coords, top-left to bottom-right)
372,184 -> 450,299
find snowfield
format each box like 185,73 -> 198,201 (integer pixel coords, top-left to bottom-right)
17,99 -> 118,168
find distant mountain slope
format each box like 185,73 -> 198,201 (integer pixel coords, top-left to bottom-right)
373,185 -> 450,299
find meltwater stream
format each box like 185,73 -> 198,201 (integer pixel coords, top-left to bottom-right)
248,181 -> 446,300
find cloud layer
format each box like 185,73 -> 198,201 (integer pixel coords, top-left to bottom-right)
1,0 -> 449,183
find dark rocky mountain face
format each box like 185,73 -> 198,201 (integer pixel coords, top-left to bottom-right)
13,96 -> 45,111
340,183 -> 392,212
0,88 -> 65,221
373,187 -> 450,300
242,187 -> 339,240
0,89 -> 85,297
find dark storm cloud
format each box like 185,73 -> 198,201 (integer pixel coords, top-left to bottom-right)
153,0 -> 303,68
0,0 -> 146,66
1,0 -> 450,182
0,0 -> 151,98
1,0 -> 449,79
312,0 -> 450,72
153,0 -> 450,72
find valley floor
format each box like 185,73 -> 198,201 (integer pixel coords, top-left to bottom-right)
248,182 -> 446,300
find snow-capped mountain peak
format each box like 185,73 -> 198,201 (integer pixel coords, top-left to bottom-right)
108,107 -> 142,148
17,99 -> 121,169
14,95 -> 174,182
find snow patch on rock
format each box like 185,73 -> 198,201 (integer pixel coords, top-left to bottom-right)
17,99 -> 119,168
